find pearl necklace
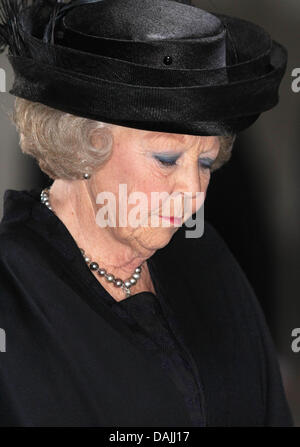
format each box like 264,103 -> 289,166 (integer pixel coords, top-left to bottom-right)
40,187 -> 143,298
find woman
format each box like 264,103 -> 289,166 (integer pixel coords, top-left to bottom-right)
0,0 -> 293,426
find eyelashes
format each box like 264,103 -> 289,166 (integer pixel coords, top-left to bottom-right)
153,155 -> 214,170
155,156 -> 179,167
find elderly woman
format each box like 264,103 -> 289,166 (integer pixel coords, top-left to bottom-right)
0,0 -> 293,427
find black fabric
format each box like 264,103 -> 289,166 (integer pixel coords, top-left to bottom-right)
111,292 -> 204,426
0,187 -> 294,426
0,0 -> 288,135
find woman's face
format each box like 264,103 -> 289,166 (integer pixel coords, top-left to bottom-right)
89,125 -> 220,252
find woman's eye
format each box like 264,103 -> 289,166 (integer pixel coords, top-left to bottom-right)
154,156 -> 179,167
153,154 -> 215,170
198,157 -> 214,171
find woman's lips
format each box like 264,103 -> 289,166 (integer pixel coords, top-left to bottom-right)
159,215 -> 182,225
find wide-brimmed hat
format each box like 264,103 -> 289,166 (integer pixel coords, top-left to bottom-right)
0,0 -> 288,135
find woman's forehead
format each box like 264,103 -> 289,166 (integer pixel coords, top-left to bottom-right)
115,126 -> 219,150
143,132 -> 189,144
141,130 -> 219,150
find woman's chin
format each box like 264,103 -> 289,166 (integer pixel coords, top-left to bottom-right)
140,225 -> 180,251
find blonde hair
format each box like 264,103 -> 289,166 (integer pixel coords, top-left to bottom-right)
9,98 -> 235,179
212,134 -> 236,172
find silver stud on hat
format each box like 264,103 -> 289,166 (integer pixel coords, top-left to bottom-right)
163,55 -> 173,65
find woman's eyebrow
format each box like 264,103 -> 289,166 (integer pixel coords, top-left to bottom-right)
145,134 -> 219,156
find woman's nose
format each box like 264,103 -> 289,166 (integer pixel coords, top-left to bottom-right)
174,163 -> 207,215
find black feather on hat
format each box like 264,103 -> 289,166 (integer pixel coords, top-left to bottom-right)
0,0 -> 288,136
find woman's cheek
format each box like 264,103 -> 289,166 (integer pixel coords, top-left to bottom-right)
200,170 -> 211,190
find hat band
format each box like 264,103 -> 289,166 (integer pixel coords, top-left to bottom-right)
8,43 -> 285,135
58,26 -> 227,70
25,31 -> 273,88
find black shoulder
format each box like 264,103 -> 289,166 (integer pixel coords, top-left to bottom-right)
171,221 -> 293,425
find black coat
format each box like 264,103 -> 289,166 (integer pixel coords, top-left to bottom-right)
0,187 -> 293,427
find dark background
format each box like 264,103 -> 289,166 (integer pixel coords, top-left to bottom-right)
0,0 -> 299,425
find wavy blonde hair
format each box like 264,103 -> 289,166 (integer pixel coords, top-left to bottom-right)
9,98 -> 235,179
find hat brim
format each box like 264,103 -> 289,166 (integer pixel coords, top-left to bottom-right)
8,37 -> 286,136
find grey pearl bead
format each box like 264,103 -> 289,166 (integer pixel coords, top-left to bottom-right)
130,278 -> 137,285
83,173 -> 91,179
114,278 -> 123,287
45,201 -> 50,207
124,280 -> 132,288
89,262 -> 99,271
133,272 -> 140,280
135,267 -> 141,274
80,248 -> 85,255
84,256 -> 90,263
106,274 -> 115,282
98,269 -> 106,276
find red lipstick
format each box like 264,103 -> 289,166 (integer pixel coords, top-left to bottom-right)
159,215 -> 182,225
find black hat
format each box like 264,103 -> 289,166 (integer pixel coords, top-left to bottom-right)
0,0 -> 288,136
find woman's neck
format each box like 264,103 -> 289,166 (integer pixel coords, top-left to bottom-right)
48,179 -> 153,278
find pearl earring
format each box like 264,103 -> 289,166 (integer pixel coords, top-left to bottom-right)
83,172 -> 91,179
